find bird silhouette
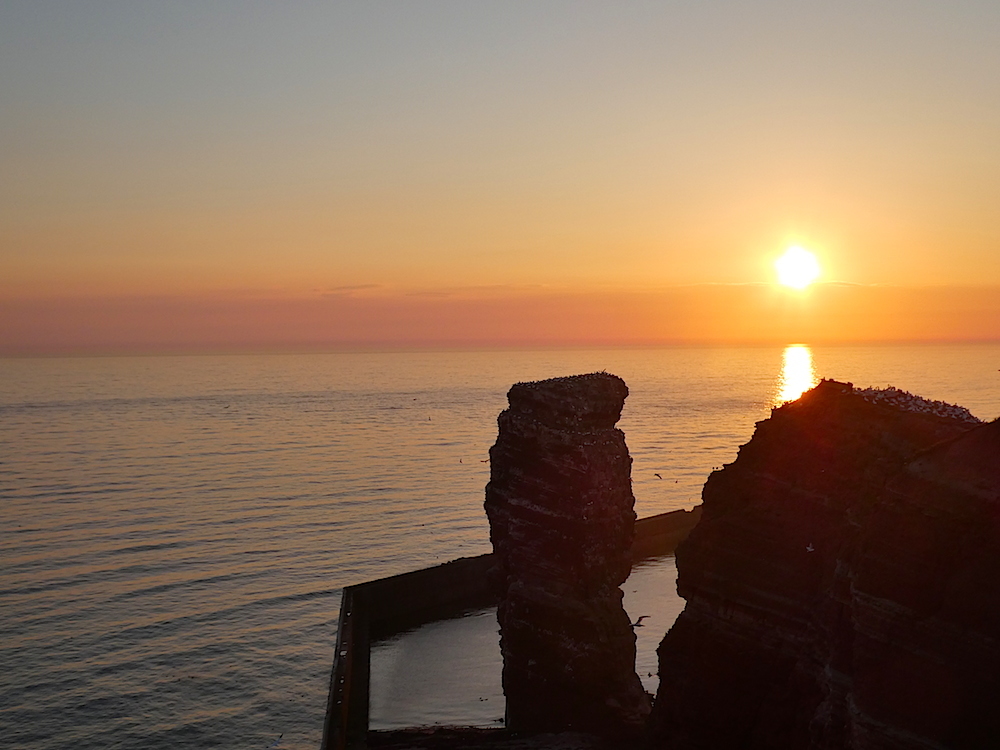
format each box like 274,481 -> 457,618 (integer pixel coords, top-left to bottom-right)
654,473 -> 662,479
632,615 -> 650,627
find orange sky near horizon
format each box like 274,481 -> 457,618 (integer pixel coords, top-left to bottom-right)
4,283 -> 1000,355
3,2 -> 1000,353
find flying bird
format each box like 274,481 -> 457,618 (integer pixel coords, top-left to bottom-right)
632,615 -> 650,627
654,473 -> 662,479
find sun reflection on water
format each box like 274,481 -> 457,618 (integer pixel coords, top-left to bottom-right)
777,344 -> 817,405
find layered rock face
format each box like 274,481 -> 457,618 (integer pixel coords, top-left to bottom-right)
485,373 -> 650,736
845,416 -> 1000,748
651,379 -> 995,750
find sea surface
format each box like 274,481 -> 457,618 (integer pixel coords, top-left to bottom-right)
3,345 -> 999,749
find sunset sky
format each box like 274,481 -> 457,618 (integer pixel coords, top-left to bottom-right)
3,1 -> 999,352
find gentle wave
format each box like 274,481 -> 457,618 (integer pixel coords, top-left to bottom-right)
2,345 -> 998,749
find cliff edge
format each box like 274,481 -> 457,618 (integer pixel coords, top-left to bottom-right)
650,379 -> 998,749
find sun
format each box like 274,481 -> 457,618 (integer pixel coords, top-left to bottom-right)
775,246 -> 821,289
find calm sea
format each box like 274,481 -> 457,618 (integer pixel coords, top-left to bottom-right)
3,345 -> 999,749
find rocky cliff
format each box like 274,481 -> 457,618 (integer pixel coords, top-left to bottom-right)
650,379 -> 997,749
484,373 -> 650,736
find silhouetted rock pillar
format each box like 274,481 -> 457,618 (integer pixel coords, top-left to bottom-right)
485,373 -> 650,736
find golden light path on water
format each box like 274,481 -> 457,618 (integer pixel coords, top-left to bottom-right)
777,344 -> 818,404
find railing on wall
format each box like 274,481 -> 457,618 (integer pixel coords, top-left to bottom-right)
320,506 -> 702,750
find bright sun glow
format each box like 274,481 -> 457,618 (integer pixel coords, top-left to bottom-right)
775,246 -> 821,289
776,344 -> 817,404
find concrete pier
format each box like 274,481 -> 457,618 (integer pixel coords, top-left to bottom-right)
321,506 -> 701,750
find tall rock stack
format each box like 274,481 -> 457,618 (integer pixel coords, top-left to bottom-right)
649,379 -> 991,750
484,373 -> 650,736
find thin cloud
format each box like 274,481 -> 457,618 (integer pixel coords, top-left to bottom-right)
319,284 -> 382,298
